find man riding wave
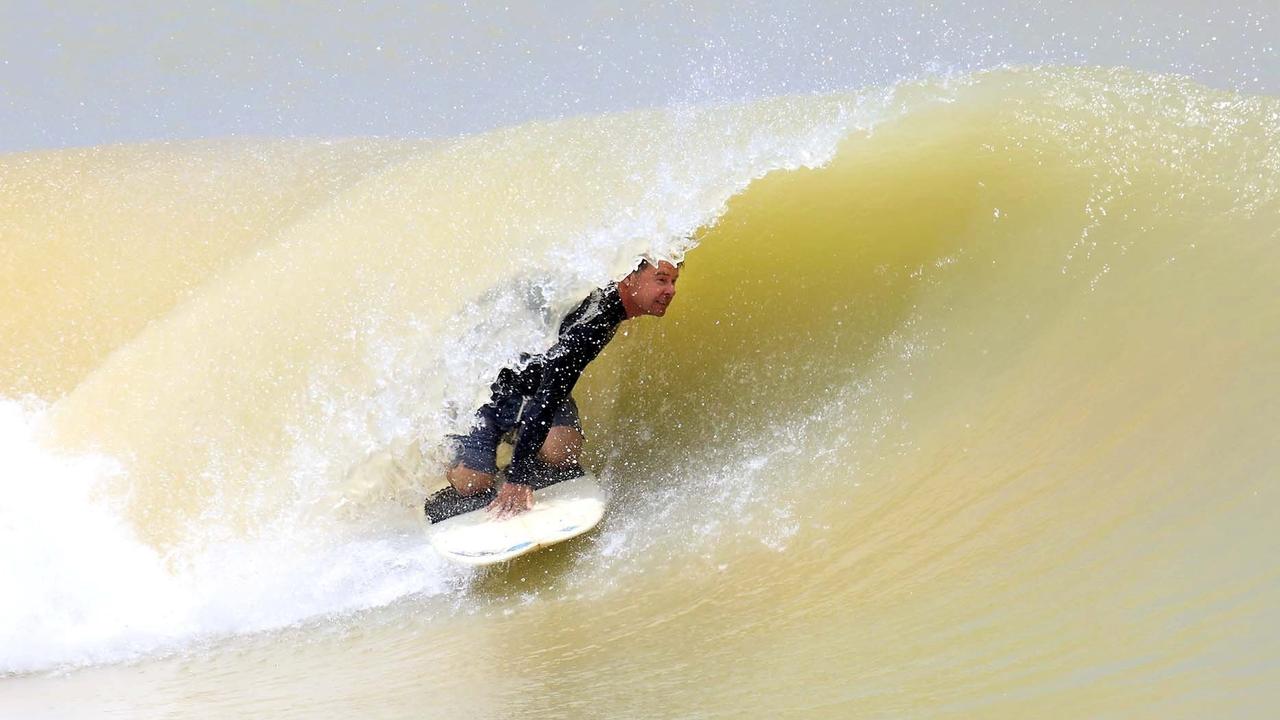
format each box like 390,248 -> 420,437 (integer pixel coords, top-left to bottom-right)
425,258 -> 680,522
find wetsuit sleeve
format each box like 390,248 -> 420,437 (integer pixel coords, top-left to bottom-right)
506,319 -> 613,486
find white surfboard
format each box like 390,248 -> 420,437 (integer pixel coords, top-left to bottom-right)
428,475 -> 607,566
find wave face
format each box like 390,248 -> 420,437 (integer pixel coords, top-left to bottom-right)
2,67 -> 1278,714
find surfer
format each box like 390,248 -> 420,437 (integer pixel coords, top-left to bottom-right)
425,258 -> 680,522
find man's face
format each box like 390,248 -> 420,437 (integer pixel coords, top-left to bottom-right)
626,261 -> 680,317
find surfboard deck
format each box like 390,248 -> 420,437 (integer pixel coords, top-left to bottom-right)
427,475 -> 607,566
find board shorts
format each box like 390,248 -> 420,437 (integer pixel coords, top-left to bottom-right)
449,394 -> 582,476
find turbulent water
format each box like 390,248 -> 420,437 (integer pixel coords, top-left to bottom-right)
2,67 -> 1278,717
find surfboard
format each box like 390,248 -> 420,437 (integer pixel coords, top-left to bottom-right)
427,475 -> 607,566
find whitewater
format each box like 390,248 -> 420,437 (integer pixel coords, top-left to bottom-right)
2,65 -> 1278,717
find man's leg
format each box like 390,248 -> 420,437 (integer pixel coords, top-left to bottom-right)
444,399 -> 514,495
426,404 -> 507,522
428,397 -> 582,521
537,425 -> 584,469
447,463 -> 495,495
427,460 -> 498,524
535,396 -> 585,470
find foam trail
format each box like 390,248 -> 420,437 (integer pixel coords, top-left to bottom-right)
0,398 -> 462,674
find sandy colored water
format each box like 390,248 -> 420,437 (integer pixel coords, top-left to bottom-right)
2,67 -> 1277,717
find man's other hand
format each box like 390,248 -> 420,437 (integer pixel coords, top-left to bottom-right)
487,481 -> 533,519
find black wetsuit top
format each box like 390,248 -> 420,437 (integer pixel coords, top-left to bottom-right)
490,283 -> 628,486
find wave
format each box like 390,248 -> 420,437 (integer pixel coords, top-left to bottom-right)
1,66 -> 1276,682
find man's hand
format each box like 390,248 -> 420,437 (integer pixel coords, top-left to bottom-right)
487,481 -> 533,520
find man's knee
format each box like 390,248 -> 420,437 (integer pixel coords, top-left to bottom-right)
537,426 -> 584,468
448,464 -> 495,495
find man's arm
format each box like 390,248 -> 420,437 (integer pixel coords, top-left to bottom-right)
486,341 -> 598,518
506,337 -> 597,483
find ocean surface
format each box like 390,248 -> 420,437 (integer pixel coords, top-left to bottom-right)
2,63 -> 1278,717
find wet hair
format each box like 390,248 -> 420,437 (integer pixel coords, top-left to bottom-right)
633,258 -> 684,274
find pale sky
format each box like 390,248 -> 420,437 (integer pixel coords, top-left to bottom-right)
1,1 -> 1275,152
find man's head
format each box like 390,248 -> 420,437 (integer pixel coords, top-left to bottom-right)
619,259 -> 680,318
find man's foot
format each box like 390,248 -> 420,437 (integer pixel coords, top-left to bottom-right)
525,463 -> 586,490
425,465 -> 584,523
424,485 -> 497,524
